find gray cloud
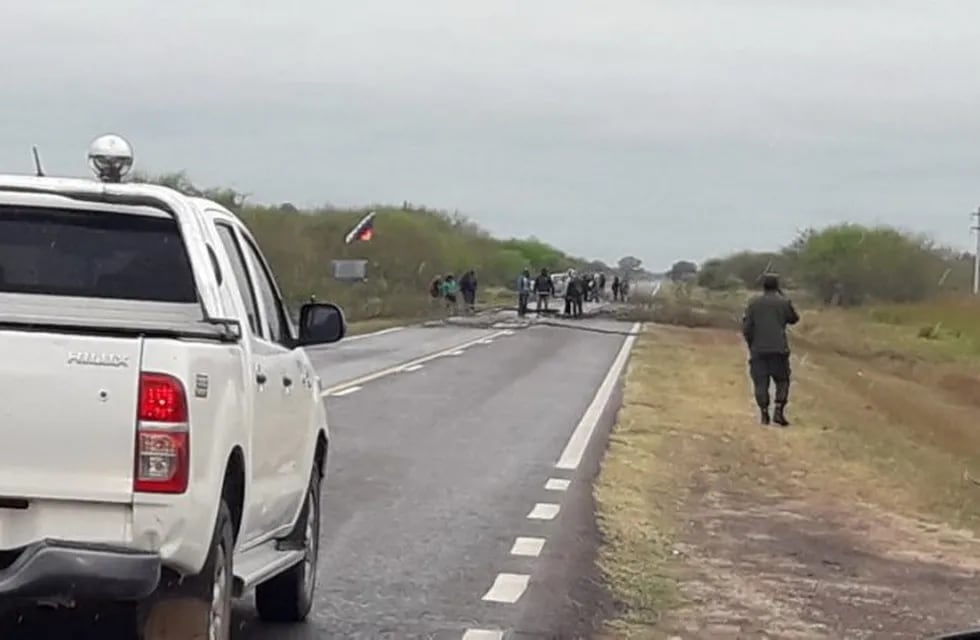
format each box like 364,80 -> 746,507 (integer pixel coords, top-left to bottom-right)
2,0 -> 980,266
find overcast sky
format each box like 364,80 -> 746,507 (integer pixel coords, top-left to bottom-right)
2,1 -> 979,268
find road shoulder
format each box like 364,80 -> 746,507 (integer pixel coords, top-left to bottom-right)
595,322 -> 980,639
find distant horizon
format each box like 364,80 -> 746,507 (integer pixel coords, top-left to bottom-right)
8,154 -> 974,272
132,169 -> 979,270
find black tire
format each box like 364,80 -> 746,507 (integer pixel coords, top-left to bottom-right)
204,501 -> 236,640
255,465 -> 322,623
139,501 -> 235,640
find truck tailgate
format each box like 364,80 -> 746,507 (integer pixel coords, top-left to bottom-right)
0,330 -> 140,504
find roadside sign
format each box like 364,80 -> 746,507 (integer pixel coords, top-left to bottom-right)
332,259 -> 368,282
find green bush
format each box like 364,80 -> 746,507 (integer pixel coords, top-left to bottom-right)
795,224 -> 965,305
693,223 -> 974,306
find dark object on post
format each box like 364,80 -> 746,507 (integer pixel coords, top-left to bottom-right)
297,303 -> 346,346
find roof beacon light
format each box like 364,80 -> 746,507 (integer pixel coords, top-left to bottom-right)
87,134 -> 134,183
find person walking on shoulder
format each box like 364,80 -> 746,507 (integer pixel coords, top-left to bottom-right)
742,274 -> 800,427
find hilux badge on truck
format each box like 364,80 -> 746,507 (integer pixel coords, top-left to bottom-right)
66,352 -> 130,367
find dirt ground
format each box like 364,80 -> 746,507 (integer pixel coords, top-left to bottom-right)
596,318 -> 980,640
661,479 -> 980,639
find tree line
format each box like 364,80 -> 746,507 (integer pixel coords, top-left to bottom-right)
132,172 -> 599,319
667,224 -> 976,306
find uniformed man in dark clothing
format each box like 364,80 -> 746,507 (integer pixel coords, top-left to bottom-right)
742,274 -> 800,426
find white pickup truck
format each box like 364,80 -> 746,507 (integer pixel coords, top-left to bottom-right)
0,135 -> 343,637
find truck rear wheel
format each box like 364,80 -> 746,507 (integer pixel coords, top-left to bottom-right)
141,501 -> 235,640
255,465 -> 321,622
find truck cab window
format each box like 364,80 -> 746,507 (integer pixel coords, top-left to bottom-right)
215,224 -> 261,337
0,206 -> 198,302
241,235 -> 289,346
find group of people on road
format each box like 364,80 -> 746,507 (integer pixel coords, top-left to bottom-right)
515,268 -> 623,318
429,264 -> 800,428
430,270 -> 479,314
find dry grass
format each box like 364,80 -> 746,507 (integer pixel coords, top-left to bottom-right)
596,296 -> 980,639
615,283 -> 750,329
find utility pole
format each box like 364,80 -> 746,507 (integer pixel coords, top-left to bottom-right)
974,207 -> 980,295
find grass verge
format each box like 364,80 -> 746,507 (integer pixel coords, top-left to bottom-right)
596,294 -> 980,639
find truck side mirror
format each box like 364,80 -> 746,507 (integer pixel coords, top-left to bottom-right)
297,302 -> 346,346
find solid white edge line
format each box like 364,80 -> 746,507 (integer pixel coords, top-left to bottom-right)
462,629 -> 504,640
527,503 -> 561,520
401,364 -> 424,372
545,478 -> 570,491
481,573 -> 530,603
447,350 -> 465,356
329,385 -> 362,397
510,536 -> 546,557
555,322 -> 641,470
320,329 -> 509,396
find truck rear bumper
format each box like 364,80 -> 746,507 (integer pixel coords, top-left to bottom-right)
0,540 -> 160,601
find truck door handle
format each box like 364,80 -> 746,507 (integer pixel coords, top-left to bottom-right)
256,372 -> 268,385
282,376 -> 293,388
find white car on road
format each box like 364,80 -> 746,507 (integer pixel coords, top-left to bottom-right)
551,272 -> 570,298
0,135 -> 343,638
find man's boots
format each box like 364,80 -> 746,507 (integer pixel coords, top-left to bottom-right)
759,407 -> 770,425
773,403 -> 790,427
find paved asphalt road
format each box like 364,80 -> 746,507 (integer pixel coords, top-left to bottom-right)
0,318 -> 638,639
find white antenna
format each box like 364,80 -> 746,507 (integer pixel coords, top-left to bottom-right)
31,146 -> 45,177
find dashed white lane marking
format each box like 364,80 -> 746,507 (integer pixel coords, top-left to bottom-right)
555,322 -> 642,470
321,329 -> 510,396
462,630 -> 504,640
527,503 -> 561,520
510,537 -> 546,557
502,329 -> 515,335
481,573 -> 530,603
329,385 -> 362,397
545,478 -> 570,491
401,364 -> 424,372
344,326 -> 405,341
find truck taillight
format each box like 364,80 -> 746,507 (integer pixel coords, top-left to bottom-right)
135,373 -> 189,494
